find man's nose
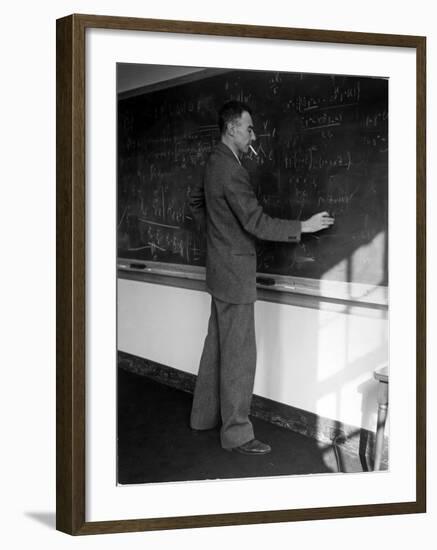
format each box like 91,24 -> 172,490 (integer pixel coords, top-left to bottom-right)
251,131 -> 256,142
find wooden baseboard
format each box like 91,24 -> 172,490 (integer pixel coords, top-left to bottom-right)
118,350 -> 388,470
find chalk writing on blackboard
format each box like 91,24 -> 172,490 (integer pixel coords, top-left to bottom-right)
118,68 -> 388,286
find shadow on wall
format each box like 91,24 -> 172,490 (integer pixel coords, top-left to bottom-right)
255,232 -> 388,456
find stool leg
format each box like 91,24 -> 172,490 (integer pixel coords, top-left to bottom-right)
374,382 -> 388,470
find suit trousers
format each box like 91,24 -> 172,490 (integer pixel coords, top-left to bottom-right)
190,296 -> 257,449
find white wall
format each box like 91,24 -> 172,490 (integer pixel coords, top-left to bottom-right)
2,1 -> 435,549
118,279 -> 387,431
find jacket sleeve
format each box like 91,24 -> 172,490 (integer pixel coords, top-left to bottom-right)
188,176 -> 206,233
223,165 -> 301,242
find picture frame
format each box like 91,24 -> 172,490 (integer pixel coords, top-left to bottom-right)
56,13 -> 426,535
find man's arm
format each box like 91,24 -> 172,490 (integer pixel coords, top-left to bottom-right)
224,166 -> 334,241
223,166 -> 301,242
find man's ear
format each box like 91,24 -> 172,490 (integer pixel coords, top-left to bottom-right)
227,122 -> 235,137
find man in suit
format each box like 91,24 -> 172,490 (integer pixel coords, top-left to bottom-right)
189,101 -> 334,455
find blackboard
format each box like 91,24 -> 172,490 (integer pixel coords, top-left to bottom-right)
117,68 -> 388,287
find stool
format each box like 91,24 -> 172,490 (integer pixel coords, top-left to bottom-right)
373,365 -> 389,470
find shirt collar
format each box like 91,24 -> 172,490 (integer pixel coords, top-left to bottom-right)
231,150 -> 241,165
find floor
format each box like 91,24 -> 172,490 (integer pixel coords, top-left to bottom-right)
117,367 -> 368,485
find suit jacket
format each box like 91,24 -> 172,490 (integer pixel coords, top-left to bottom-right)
189,142 -> 301,304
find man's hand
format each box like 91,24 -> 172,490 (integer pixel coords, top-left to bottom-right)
301,211 -> 335,233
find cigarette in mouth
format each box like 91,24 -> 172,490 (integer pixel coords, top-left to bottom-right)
249,145 -> 258,156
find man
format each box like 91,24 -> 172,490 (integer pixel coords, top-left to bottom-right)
189,100 -> 334,455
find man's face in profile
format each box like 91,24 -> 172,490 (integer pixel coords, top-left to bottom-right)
231,111 -> 256,155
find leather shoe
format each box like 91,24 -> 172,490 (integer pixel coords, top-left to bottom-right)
228,438 -> 271,455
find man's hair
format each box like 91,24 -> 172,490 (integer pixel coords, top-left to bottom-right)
218,100 -> 252,135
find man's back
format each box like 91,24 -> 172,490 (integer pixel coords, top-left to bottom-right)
204,142 -> 256,256
203,142 -> 258,304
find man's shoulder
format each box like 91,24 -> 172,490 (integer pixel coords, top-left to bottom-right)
207,159 -> 248,193
208,144 -> 246,175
